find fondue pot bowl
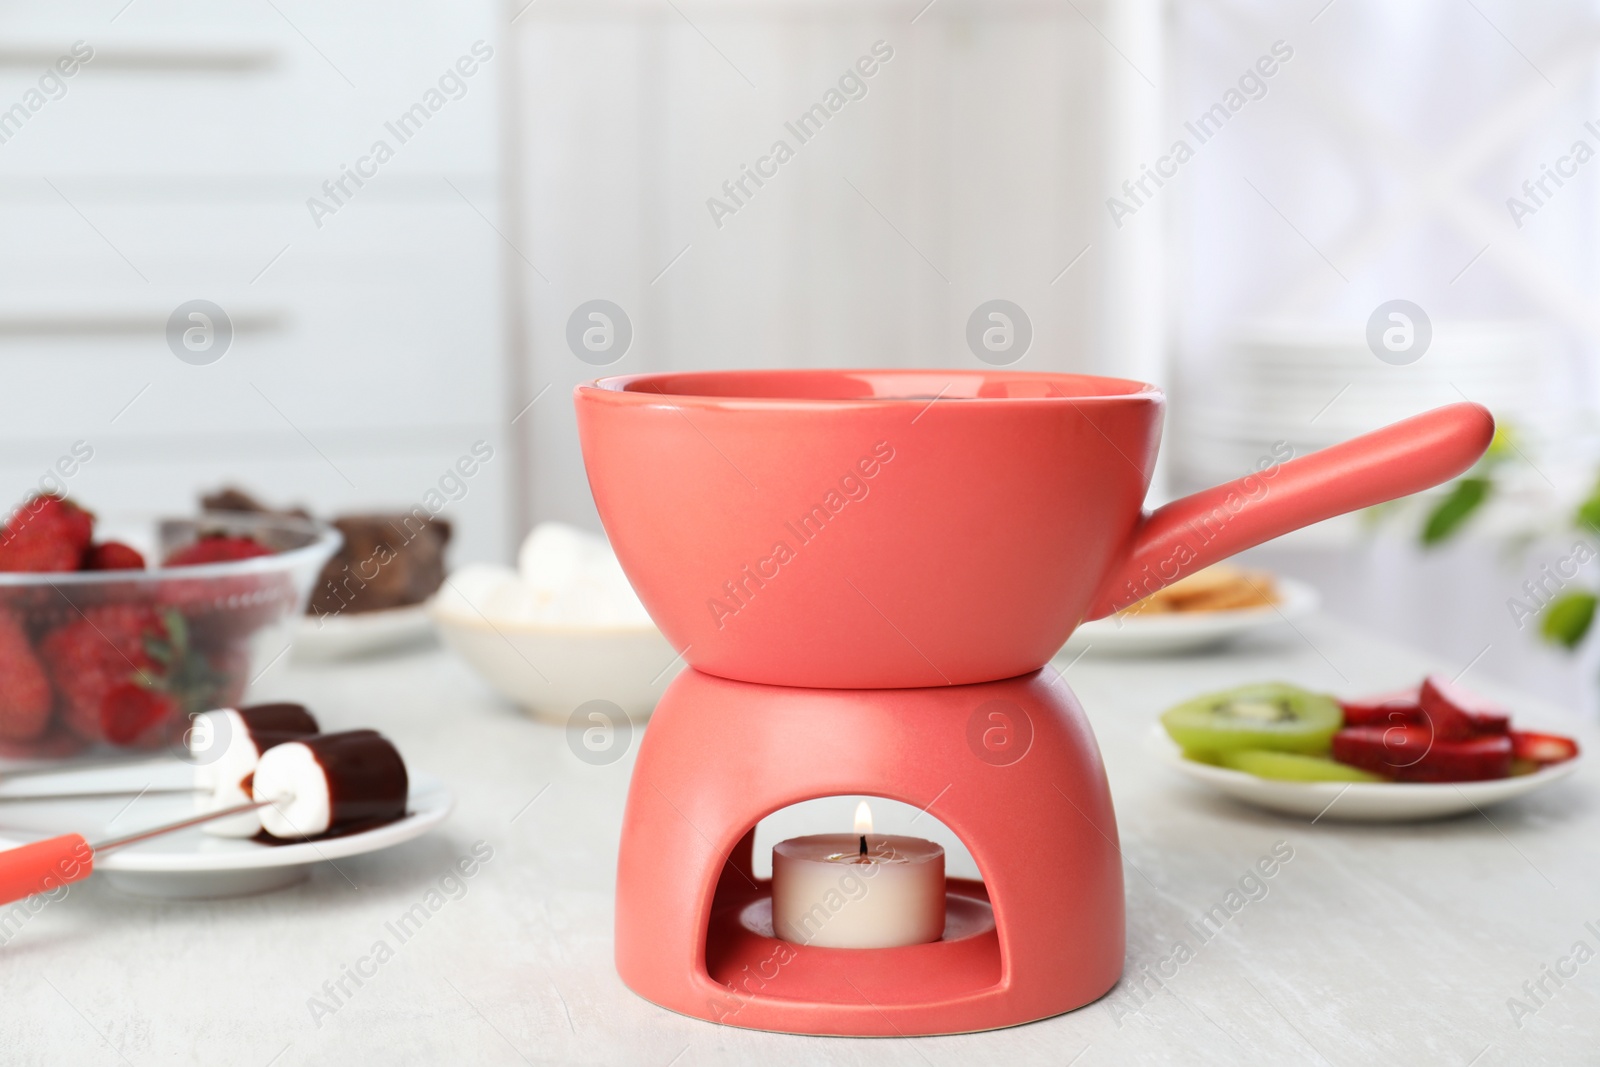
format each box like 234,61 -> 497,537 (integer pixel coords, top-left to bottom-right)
575,369 -> 1492,689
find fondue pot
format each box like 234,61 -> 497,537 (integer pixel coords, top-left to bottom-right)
576,369 -> 1493,689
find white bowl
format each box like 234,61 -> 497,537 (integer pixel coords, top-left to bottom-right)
429,604 -> 680,723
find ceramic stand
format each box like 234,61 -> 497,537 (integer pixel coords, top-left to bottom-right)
613,667 -> 1125,1036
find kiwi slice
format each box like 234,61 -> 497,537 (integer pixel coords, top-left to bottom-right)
1161,683 -> 1342,755
1217,749 -> 1381,783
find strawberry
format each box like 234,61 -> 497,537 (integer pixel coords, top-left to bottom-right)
0,610 -> 52,741
1339,688 -> 1424,728
99,683 -> 176,747
1417,674 -> 1504,740
163,535 -> 272,567
1332,725 -> 1512,782
0,494 -> 94,572
83,541 -> 147,571
1510,731 -> 1580,766
40,604 -> 168,743
37,604 -> 221,747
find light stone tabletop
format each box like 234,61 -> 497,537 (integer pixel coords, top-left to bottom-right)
4,615 -> 1597,1066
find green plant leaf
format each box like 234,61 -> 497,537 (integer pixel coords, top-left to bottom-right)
1541,591 -> 1597,650
1576,483 -> 1600,535
1421,477 -> 1491,546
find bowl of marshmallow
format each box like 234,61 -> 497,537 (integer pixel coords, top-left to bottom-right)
430,523 -> 679,722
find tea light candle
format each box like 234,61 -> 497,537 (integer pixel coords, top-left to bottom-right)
770,801 -> 945,948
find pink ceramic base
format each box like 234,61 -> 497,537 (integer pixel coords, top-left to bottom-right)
614,668 -> 1125,1036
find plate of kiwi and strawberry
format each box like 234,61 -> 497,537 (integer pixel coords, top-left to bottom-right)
1153,676 -> 1582,821
0,494 -> 339,762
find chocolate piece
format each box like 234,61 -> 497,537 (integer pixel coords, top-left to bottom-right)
236,702 -> 318,737
311,729 -> 408,826
200,487 -> 310,521
308,514 -> 450,616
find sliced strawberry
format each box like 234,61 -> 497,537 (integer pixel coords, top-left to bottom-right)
1418,674 -> 1503,741
1332,725 -> 1512,782
83,541 -> 147,571
1339,688 -> 1424,727
1510,731 -> 1579,766
163,535 -> 272,567
99,682 -> 176,746
0,610 -> 52,741
1464,709 -> 1511,734
0,494 -> 94,573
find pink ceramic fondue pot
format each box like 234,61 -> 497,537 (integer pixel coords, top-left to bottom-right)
575,369 -> 1493,689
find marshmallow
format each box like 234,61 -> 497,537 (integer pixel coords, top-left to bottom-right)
253,729 -> 408,840
191,703 -> 319,837
518,522 -> 653,626
433,523 -> 653,629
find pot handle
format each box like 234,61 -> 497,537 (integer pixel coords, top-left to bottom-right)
1085,402 -> 1495,619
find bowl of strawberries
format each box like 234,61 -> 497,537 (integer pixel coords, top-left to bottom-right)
0,493 -> 340,761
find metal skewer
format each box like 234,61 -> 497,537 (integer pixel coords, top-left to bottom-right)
0,787 -> 205,805
91,796 -> 279,854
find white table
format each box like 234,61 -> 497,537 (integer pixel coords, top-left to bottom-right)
5,616 -> 1597,1066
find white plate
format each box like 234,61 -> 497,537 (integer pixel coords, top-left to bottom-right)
0,760 -> 453,898
1148,725 -> 1582,822
1063,578 -> 1320,657
295,604 -> 436,660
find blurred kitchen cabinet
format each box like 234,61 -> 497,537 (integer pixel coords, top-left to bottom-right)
0,0 -> 510,564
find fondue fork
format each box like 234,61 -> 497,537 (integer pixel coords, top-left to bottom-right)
0,795 -> 285,906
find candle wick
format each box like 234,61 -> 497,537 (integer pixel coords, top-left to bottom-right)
858,834 -> 867,858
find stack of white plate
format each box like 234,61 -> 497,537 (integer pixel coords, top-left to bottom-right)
1173,319 -> 1561,488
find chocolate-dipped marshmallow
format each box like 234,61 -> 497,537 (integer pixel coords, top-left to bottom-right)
192,703 -> 320,837
252,729 -> 408,839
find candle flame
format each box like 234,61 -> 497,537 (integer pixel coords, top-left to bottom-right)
853,800 -> 873,836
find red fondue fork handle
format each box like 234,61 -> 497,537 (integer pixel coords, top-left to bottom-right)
1087,402 -> 1495,619
0,833 -> 94,904
0,797 -> 278,906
